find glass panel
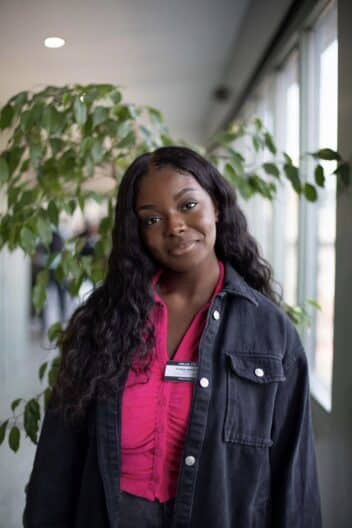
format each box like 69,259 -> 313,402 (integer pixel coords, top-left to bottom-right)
276,51 -> 300,305
313,10 -> 338,390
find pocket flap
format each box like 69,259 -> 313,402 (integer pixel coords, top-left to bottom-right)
226,354 -> 286,383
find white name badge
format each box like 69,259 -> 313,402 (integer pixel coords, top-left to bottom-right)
164,361 -> 198,382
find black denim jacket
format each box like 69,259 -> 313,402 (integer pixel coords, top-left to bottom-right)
24,261 -> 322,527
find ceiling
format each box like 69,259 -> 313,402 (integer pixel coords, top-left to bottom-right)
0,0 -> 250,144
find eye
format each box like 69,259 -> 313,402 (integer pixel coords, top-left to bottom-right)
182,200 -> 198,211
141,215 -> 161,227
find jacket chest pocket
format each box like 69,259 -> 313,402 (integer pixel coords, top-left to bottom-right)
224,353 -> 286,447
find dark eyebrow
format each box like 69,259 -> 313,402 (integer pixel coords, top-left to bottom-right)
137,187 -> 198,211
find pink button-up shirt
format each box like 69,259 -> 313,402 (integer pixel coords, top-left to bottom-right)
120,260 -> 224,502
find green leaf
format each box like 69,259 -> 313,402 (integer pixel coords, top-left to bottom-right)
312,148 -> 341,161
264,132 -> 277,155
90,260 -> 105,285
68,274 -> 85,296
303,183 -> 318,202
7,146 -> 24,175
24,399 -> 41,443
283,164 -> 302,194
32,281 -> 47,313
81,255 -> 93,276
77,192 -> 85,212
47,201 -> 59,225
114,105 -> 133,121
17,189 -> 37,209
54,264 -> 64,284
20,159 -> 30,173
10,91 -> 28,110
0,420 -> 8,445
20,226 -> 37,254
0,104 -> 14,129
117,130 -> 135,149
48,357 -> 61,388
29,142 -> 43,169
252,135 -> 261,152
212,130 -> 239,145
223,163 -> 252,199
49,137 -> 64,156
314,164 -> 325,187
11,398 -> 22,412
38,361 -> 48,381
111,89 -> 122,105
8,186 -> 21,207
69,199 -> 76,215
8,425 -> 20,452
44,388 -> 52,411
262,162 -> 280,179
99,216 -> 111,235
37,215 -> 53,247
48,322 -> 62,343
92,106 -> 109,128
73,98 -> 87,125
248,174 -> 275,200
63,92 -> 72,106
283,152 -> 293,165
253,117 -> 263,131
307,299 -> 322,310
20,103 -> 43,134
148,107 -> 164,125
41,106 -> 64,134
91,140 -> 104,163
0,156 -> 9,184
37,268 -> 49,285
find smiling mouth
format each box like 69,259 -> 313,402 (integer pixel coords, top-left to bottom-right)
169,240 -> 198,256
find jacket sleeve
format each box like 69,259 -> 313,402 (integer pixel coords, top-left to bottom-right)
23,392 -> 88,528
270,324 -> 322,527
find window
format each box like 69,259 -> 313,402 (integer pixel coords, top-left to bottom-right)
231,1 -> 337,411
235,79 -> 275,264
273,50 -> 300,306
302,2 -> 337,410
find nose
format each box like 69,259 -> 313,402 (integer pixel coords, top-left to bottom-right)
164,212 -> 186,236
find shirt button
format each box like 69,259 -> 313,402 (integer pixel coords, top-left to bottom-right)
200,377 -> 209,388
254,368 -> 264,378
185,455 -> 196,466
212,310 -> 220,320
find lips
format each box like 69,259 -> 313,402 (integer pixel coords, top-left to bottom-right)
168,240 -> 198,256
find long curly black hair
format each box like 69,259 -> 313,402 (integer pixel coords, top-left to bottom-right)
54,146 -> 281,425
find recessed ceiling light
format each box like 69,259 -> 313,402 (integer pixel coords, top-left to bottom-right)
44,37 -> 65,48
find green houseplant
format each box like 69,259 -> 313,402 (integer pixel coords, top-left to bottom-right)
0,83 -> 349,452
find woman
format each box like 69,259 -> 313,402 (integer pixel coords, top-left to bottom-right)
24,146 -> 322,527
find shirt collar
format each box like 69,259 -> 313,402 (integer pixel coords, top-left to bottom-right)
222,260 -> 259,306
151,259 -> 258,308
151,259 -> 258,307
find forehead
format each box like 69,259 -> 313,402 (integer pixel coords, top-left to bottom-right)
136,165 -> 205,203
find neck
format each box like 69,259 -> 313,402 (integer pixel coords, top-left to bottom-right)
156,254 -> 220,304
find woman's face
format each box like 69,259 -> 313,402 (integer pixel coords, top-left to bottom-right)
135,165 -> 219,272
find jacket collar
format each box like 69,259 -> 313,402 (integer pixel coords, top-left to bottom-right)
222,260 -> 259,307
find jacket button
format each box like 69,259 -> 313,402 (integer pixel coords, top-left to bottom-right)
212,310 -> 220,320
254,368 -> 264,377
185,455 -> 196,466
200,377 -> 209,388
